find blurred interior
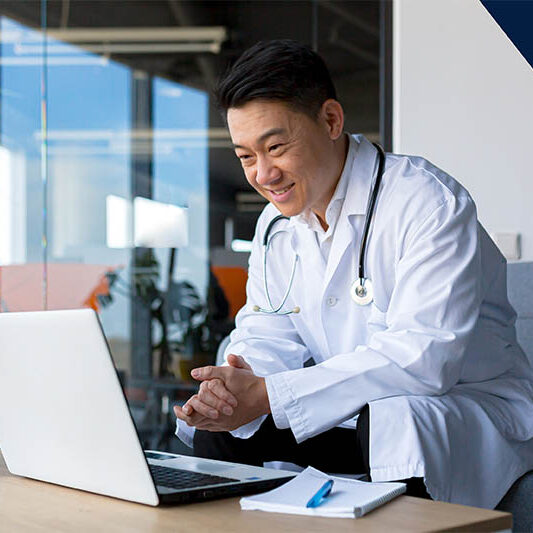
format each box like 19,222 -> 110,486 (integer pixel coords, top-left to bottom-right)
0,0 -> 387,452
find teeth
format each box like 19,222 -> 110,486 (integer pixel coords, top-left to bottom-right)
273,184 -> 293,194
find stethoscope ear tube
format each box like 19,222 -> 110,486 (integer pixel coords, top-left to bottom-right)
358,143 -> 386,282
263,215 -> 289,245
254,215 -> 300,315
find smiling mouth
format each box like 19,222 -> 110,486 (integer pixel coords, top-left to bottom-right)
268,183 -> 295,196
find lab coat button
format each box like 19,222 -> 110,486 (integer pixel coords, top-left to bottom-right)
326,296 -> 338,307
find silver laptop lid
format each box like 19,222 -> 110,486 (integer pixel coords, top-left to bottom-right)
0,309 -> 159,506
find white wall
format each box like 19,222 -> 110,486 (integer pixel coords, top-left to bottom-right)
393,0 -> 533,260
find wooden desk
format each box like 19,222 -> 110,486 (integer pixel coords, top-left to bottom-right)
0,454 -> 511,532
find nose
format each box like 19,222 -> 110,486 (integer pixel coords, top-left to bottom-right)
255,155 -> 281,187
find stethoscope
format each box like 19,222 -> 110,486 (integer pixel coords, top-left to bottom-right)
253,143 -> 386,314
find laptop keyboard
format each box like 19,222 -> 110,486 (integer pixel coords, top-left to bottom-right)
149,464 -> 239,490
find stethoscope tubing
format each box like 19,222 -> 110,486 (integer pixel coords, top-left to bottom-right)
261,230 -> 298,314
262,214 -> 288,246
256,143 -> 386,314
358,143 -> 386,282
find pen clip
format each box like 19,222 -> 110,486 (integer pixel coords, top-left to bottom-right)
306,479 -> 334,508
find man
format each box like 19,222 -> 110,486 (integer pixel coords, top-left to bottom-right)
175,40 -> 533,507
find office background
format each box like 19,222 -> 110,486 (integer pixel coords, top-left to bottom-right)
0,0 -> 530,453
0,0 -> 385,452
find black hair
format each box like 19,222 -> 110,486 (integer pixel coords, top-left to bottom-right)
214,40 -> 337,121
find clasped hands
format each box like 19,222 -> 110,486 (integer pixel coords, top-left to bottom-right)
173,354 -> 271,432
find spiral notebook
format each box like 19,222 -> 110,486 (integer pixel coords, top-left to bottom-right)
240,466 -> 406,518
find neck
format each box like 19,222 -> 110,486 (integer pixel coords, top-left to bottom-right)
314,133 -> 349,231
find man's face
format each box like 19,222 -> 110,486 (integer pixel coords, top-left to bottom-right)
227,100 -> 343,219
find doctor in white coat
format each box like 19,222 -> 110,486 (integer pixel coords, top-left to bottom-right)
175,40 -> 533,508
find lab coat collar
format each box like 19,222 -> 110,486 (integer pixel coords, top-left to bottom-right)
322,135 -> 381,290
286,134 -> 378,235
284,134 -> 381,292
344,134 -> 381,216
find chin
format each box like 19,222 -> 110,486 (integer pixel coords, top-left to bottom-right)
272,203 -> 303,218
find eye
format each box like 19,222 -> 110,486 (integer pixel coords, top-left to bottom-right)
236,153 -> 254,167
269,144 -> 283,153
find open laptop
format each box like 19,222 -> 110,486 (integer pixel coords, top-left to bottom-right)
0,309 -> 294,505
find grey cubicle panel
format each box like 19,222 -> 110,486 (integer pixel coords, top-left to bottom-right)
496,261 -> 533,532
507,261 -> 533,365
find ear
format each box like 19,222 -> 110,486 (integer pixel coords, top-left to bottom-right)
320,99 -> 344,140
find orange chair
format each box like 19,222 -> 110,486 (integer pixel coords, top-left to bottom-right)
211,266 -> 248,319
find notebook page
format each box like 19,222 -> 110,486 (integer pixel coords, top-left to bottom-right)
240,466 -> 406,518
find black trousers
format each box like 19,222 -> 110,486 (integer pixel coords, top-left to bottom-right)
193,404 -> 430,498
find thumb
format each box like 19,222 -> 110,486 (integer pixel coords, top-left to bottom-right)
227,354 -> 252,371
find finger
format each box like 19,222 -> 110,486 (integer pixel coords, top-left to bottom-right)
191,365 -> 225,381
174,404 -> 206,427
187,395 -> 220,419
198,382 -> 234,416
178,397 -> 206,421
174,404 -> 189,420
227,354 -> 252,371
180,399 -> 196,417
207,379 -> 238,408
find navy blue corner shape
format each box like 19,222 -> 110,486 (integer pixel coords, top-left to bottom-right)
481,0 -> 533,68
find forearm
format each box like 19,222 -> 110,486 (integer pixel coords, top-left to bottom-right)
266,331 -> 471,444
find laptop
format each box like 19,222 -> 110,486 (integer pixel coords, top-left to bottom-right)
0,309 -> 294,506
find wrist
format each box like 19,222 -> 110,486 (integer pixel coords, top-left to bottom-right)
255,377 -> 271,416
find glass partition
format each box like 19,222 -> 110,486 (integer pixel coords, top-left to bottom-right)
0,0 -> 381,452
45,28 -> 133,373
0,15 -> 45,311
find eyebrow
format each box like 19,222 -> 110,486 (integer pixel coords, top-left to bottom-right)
233,127 -> 287,149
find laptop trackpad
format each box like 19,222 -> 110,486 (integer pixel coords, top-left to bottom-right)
178,457 -> 238,474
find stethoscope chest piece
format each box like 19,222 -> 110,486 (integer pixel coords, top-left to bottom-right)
350,278 -> 373,306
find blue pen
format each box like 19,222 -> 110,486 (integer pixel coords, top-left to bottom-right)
306,479 -> 334,508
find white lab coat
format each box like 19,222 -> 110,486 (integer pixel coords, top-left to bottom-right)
178,134 -> 533,508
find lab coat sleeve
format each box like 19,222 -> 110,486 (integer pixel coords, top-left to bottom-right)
268,195 -> 483,442
224,210 -> 311,438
